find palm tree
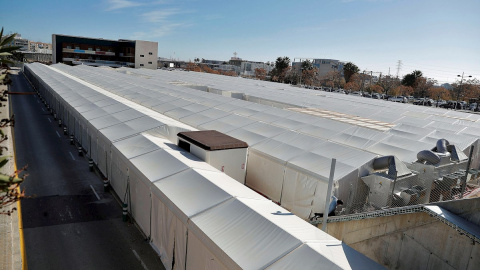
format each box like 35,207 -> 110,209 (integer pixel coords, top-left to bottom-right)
0,27 -> 25,215
343,62 -> 359,83
1,27 -> 21,84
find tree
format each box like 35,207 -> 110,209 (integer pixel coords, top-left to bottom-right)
392,85 -> 413,96
270,56 -> 290,83
322,71 -> 342,89
0,27 -> 26,215
301,60 -> 313,71
254,68 -> 267,80
302,68 -> 318,86
453,78 -> 480,101
401,70 -> 422,88
0,28 -> 20,67
415,77 -> 436,98
201,64 -> 220,74
343,62 -> 359,83
427,87 -> 451,101
221,70 -> 237,77
1,28 -> 21,85
377,75 -> 399,96
344,73 -> 362,91
369,84 -> 384,94
186,62 -> 201,72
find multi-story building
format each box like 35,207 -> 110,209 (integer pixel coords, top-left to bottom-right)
52,34 -> 158,69
239,61 -> 273,77
292,58 -> 345,78
227,55 -> 273,77
8,34 -> 29,51
28,41 -> 53,54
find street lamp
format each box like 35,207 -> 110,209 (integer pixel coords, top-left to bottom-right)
456,72 -> 472,110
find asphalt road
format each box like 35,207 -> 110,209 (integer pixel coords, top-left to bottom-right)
10,69 -> 164,270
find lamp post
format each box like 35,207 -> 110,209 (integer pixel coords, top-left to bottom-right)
456,72 -> 472,110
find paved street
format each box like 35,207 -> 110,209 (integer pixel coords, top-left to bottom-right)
10,70 -> 164,270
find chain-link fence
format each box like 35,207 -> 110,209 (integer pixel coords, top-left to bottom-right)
339,156 -> 480,216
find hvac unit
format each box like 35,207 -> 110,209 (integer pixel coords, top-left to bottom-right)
177,130 -> 248,184
409,139 -> 469,202
361,155 -> 420,209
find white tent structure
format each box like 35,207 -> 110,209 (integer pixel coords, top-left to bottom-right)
39,63 -> 480,219
24,63 -> 384,270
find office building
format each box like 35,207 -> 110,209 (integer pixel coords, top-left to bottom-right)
52,34 -> 158,69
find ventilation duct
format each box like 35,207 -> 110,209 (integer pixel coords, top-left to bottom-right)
372,155 -> 412,179
417,150 -> 443,165
361,155 -> 418,209
447,144 -> 468,162
417,139 -> 467,165
435,138 -> 449,154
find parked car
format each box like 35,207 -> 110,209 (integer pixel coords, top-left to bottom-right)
470,103 -> 478,111
350,91 -> 363,97
413,98 -> 433,106
440,101 -> 462,109
388,96 -> 407,103
434,100 -> 447,107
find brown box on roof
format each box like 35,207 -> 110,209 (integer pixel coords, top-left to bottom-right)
178,130 -> 248,151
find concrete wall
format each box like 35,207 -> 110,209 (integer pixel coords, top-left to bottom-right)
324,206 -> 480,270
134,40 -> 158,69
432,198 -> 480,226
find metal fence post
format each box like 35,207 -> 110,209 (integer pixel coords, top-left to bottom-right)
460,145 -> 475,199
322,158 -> 336,232
390,171 -> 398,208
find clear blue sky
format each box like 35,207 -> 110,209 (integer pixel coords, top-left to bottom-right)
1,0 -> 479,84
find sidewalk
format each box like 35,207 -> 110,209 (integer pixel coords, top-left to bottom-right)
0,68 -> 23,270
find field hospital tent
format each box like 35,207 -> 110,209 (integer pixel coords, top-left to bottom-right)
37,63 -> 480,220
25,63 -> 385,270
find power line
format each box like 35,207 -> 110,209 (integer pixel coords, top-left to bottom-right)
401,64 -> 480,77
401,60 -> 480,74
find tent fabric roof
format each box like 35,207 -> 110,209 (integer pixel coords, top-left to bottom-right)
26,62 -> 384,269
45,62 -> 480,184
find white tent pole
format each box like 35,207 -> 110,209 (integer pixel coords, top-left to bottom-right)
322,158 -> 336,232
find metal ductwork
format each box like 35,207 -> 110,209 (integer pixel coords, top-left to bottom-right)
417,139 -> 467,165
417,150 -> 442,164
372,155 -> 412,179
435,139 -> 449,154
447,145 -> 468,162
361,155 -> 418,209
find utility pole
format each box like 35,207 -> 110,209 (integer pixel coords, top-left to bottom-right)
360,70 -> 366,92
456,72 -> 473,110
369,71 -> 373,92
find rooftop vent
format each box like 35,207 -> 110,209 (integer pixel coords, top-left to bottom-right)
417,139 -> 468,166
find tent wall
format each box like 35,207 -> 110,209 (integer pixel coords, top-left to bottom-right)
185,233 -> 228,270
109,148 -> 130,202
281,167 -> 327,220
151,192 -> 187,270
245,150 -> 285,203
